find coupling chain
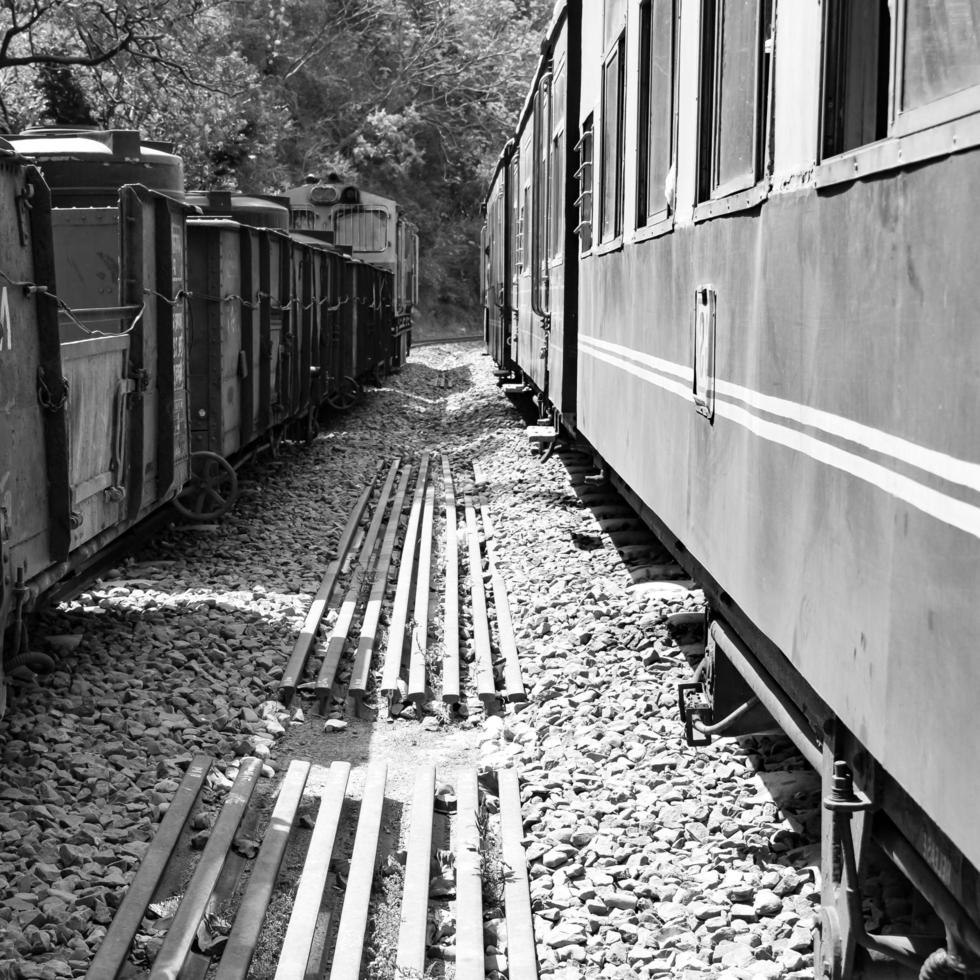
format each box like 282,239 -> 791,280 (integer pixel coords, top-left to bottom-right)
37,366 -> 69,412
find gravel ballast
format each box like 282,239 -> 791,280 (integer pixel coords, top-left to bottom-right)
0,343 -> 827,979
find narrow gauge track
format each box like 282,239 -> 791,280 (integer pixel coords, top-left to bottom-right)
0,343 -> 927,980
86,757 -> 535,980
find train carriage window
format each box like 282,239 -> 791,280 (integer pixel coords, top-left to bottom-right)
518,186 -> 530,274
334,206 -> 389,253
821,0 -> 892,156
532,75 -> 552,314
550,64 -> 567,261
510,152 -> 521,279
574,116 -> 594,253
550,130 -> 566,260
637,0 -> 677,225
600,33 -> 626,241
902,0 -> 980,110
697,0 -> 774,203
819,0 -> 980,177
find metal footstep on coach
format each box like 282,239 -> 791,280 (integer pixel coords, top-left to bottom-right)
85,756 -> 538,980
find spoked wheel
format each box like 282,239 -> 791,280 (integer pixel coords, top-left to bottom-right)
173,451 -> 238,521
326,376 -> 360,411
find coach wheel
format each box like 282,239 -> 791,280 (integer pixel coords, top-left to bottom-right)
173,451 -> 238,522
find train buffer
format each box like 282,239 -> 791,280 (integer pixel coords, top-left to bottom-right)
526,423 -> 559,445
85,756 -> 539,979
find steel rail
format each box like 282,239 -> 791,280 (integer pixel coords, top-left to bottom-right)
380,454 -> 430,697
84,755 -> 212,980
455,769 -> 484,980
280,474 -> 377,705
348,466 -> 412,713
149,759 -> 263,980
463,491 -> 497,704
274,761 -> 351,980
216,761 -> 311,979
407,475 -> 437,702
315,460 -> 400,712
442,456 -> 461,703
328,762 -> 389,980
395,765 -> 436,975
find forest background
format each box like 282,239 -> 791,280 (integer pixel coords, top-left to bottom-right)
0,0 -> 554,335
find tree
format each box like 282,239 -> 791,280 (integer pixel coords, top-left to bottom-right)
0,0 -> 555,319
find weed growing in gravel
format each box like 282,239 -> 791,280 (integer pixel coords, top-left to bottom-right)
474,801 -> 513,914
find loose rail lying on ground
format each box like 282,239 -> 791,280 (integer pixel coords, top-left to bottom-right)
278,454 -> 527,715
86,758 -> 538,980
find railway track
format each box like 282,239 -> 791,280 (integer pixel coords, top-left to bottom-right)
86,756 -> 537,979
279,453 -> 527,718
410,334 -> 484,348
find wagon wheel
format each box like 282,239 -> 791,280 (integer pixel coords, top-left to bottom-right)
173,451 -> 238,521
326,376 -> 360,411
372,359 -> 387,386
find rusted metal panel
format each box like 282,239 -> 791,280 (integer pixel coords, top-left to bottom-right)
239,227 -> 261,445
187,219 -> 245,458
60,335 -> 131,546
219,229 -> 243,457
268,232 -> 288,425
578,148 -> 980,873
50,210 -> 123,337
1,160 -> 61,588
24,167 -> 71,565
119,187 -> 151,521
152,195 -> 190,500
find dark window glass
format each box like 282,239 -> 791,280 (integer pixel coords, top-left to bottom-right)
601,34 -> 626,241
638,0 -> 676,224
903,0 -> 980,110
550,131 -> 565,260
714,0 -> 760,194
697,0 -> 773,201
822,0 -> 891,156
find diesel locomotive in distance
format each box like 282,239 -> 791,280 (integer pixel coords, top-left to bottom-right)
0,127 -> 419,718
484,2 -> 980,977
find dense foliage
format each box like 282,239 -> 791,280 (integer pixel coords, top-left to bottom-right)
0,0 -> 553,325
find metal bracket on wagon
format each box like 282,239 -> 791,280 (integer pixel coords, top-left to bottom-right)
677,681 -> 713,747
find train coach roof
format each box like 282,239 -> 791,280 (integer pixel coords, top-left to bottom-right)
4,128 -> 183,204
185,190 -> 291,229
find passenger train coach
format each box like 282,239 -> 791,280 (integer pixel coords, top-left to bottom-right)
0,128 -> 418,720
484,2 -> 980,977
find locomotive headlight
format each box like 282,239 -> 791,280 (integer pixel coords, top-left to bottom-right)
310,185 -> 339,204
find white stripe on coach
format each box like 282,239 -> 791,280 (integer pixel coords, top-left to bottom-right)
578,334 -> 980,540
580,334 -> 980,494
